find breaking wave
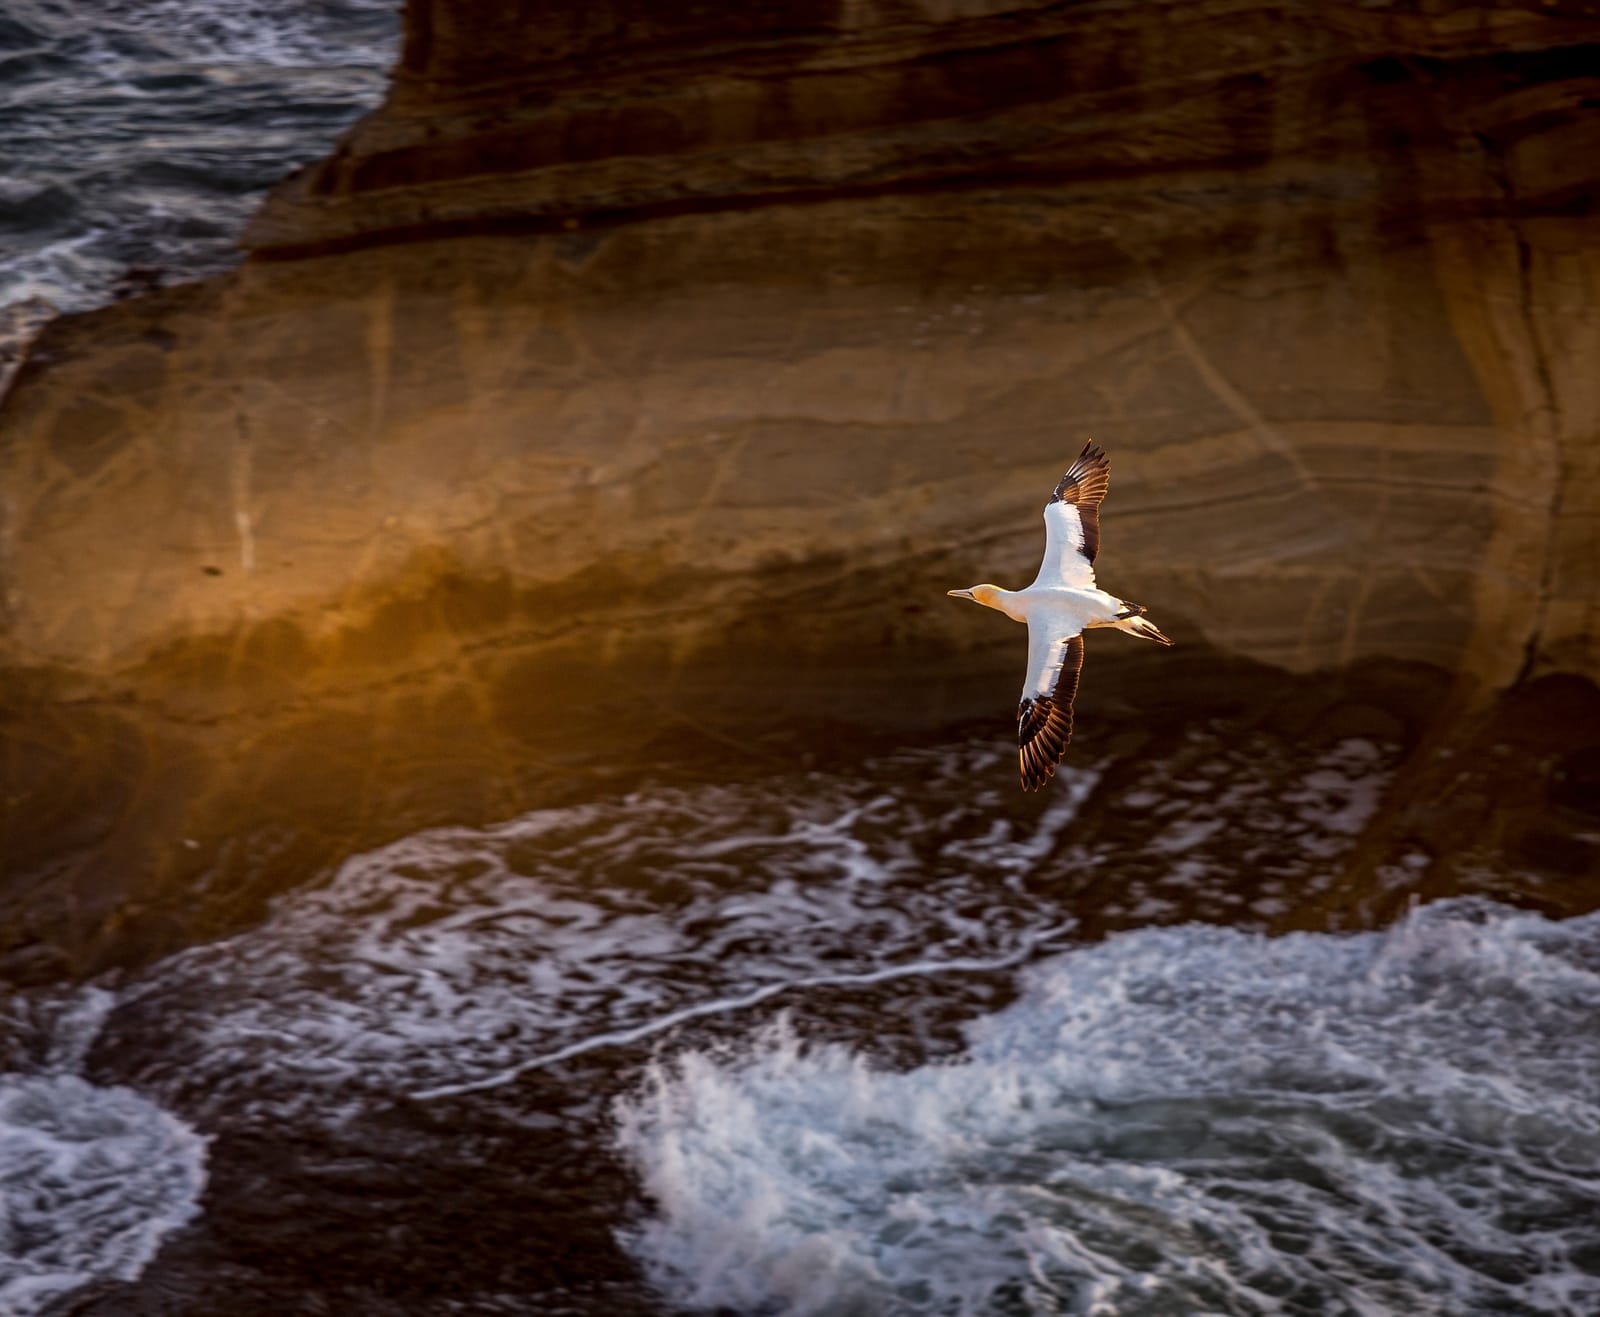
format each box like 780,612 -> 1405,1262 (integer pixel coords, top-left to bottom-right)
615,900 -> 1600,1316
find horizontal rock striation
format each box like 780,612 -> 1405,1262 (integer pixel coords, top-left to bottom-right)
2,0 -> 1598,972
251,2 -> 1596,257
242,0 -> 1600,690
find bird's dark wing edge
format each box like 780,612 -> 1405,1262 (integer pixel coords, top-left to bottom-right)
1017,634 -> 1084,791
1048,441 -> 1111,565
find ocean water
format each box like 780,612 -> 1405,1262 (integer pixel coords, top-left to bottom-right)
86,732 -> 1388,1126
0,0 -> 398,318
6,726 -> 1598,1312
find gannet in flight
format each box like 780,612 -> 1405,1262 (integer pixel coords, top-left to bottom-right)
948,442 -> 1171,791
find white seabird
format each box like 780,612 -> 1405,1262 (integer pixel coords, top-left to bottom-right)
948,441 -> 1172,791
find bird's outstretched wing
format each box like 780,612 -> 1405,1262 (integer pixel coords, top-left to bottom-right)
1032,441 -> 1110,589
1017,624 -> 1084,791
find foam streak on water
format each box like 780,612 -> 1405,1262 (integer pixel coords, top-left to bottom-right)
614,900 -> 1600,1316
412,923 -> 1077,1102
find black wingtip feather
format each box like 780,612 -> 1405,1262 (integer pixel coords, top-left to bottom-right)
1049,442 -> 1111,508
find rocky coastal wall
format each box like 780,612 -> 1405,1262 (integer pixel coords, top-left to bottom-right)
2,0 -> 1597,975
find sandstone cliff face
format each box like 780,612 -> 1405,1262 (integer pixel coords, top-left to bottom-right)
2,0 -> 1597,973
11,0 -> 1600,685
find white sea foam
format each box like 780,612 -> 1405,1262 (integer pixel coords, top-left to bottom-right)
615,900 -> 1600,1316
0,991 -> 209,1315
103,733 -> 1396,1126
114,753 -> 1100,1119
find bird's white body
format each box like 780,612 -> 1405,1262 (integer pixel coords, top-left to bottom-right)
947,442 -> 1171,790
978,584 -> 1120,627
975,583 -> 1144,699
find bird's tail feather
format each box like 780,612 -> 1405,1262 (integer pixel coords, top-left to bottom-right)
1114,602 -> 1173,646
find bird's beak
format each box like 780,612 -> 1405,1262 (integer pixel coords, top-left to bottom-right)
947,589 -> 973,600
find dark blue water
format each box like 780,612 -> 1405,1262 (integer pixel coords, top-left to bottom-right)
0,0 -> 399,317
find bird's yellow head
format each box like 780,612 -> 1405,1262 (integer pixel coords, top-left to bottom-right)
947,584 -> 1004,610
